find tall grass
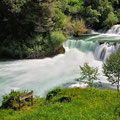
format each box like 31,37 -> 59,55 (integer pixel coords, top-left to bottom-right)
1,88 -> 120,120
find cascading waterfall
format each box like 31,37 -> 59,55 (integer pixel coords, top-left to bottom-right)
64,39 -> 120,61
90,24 -> 120,35
0,25 -> 120,104
107,24 -> 120,34
64,40 -> 96,53
94,43 -> 120,61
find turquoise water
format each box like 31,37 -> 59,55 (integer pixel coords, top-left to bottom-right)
0,31 -> 120,104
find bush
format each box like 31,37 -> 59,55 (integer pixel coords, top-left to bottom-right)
50,31 -> 66,49
57,96 -> 71,103
46,88 -> 62,101
76,63 -> 99,87
1,90 -> 27,110
46,88 -> 71,103
72,19 -> 87,36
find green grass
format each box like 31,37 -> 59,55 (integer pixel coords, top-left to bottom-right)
1,88 -> 120,120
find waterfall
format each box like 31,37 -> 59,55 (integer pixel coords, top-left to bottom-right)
90,24 -> 120,35
64,40 -> 96,53
94,43 -> 119,61
0,25 -> 120,103
107,24 -> 120,35
64,39 -> 120,61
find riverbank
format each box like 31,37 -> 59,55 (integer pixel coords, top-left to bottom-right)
0,88 -> 120,120
2,0 -> 120,60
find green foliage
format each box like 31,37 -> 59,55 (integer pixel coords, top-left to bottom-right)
0,0 -> 120,59
109,0 -> 119,7
1,90 -> 27,109
116,9 -> 120,21
82,0 -> 119,29
50,31 -> 66,49
103,50 -> 120,91
57,0 -> 68,12
1,88 -> 120,120
56,96 -> 71,103
46,88 -> 62,100
0,0 -> 60,59
76,63 -> 99,87
103,12 -> 118,28
83,0 -> 102,9
72,19 -> 87,36
54,9 -> 67,30
5,0 -> 27,12
81,6 -> 101,26
67,0 -> 83,14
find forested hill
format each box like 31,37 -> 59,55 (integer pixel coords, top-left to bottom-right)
0,0 -> 120,59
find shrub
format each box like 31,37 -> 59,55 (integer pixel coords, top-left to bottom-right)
1,90 -> 27,110
50,31 -> 66,49
46,88 -> 71,103
46,88 -> 62,101
57,96 -> 71,103
72,19 -> 87,36
76,63 -> 99,87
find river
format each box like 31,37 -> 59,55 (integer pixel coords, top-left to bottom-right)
0,25 -> 120,103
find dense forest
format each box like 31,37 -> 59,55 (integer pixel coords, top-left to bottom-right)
0,0 -> 120,59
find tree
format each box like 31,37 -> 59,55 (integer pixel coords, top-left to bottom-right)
109,0 -> 119,9
0,0 -> 57,39
102,12 -> 118,28
0,0 -> 61,59
76,63 -> 99,87
82,6 -> 101,26
103,50 -> 120,91
83,0 -> 101,9
53,9 -> 67,30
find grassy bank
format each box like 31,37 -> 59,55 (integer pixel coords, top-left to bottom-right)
0,88 -> 120,120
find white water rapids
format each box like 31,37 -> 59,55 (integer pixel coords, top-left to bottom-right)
0,25 -> 120,103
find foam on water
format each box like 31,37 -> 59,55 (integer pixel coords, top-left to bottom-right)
107,24 -> 120,35
0,49 -> 97,101
0,25 -> 120,103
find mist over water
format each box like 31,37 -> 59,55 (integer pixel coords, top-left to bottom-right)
0,25 -> 120,103
0,49 -> 98,104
